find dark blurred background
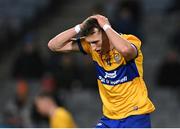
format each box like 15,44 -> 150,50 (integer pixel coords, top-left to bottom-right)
0,0 -> 180,127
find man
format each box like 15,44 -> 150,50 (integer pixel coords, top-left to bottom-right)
35,92 -> 76,128
48,14 -> 155,128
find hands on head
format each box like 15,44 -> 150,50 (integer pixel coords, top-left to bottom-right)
80,14 -> 111,30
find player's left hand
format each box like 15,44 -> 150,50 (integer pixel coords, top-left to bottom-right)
91,14 -> 111,28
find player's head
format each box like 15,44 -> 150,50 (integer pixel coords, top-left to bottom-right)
81,18 -> 102,36
81,18 -> 109,54
35,92 -> 57,116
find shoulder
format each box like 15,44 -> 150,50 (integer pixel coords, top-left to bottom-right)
77,37 -> 92,55
120,34 -> 142,49
120,34 -> 141,42
56,107 -> 72,116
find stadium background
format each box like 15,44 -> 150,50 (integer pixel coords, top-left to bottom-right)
0,0 -> 180,127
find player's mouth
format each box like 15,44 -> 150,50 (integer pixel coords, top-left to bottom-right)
96,50 -> 101,54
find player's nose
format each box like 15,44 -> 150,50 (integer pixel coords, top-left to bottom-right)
91,44 -> 97,51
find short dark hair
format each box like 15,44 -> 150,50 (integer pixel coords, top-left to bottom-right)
36,92 -> 53,99
81,18 -> 103,36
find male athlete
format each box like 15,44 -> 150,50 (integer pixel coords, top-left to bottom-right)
48,14 -> 155,128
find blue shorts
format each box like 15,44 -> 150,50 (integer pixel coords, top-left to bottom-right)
95,114 -> 151,128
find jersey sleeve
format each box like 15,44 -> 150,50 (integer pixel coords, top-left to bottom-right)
77,38 -> 91,55
121,34 -> 142,58
126,34 -> 141,50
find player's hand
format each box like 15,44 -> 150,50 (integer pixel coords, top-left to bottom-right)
90,14 -> 111,28
80,15 -> 110,30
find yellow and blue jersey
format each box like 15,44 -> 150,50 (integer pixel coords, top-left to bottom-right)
77,34 -> 155,120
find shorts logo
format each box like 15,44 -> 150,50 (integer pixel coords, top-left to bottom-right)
97,123 -> 103,126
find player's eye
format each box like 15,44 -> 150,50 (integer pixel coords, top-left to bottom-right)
90,41 -> 98,44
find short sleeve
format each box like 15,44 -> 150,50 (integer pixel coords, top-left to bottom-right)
77,38 -> 91,55
120,34 -> 142,58
125,34 -> 142,50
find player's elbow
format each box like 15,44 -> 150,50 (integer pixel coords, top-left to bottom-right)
48,40 -> 56,51
121,47 -> 131,56
121,47 -> 135,60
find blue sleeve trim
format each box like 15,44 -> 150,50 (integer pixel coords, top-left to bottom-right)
131,43 -> 138,58
77,38 -> 87,55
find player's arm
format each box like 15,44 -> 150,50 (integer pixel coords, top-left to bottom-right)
48,25 -> 82,52
93,15 -> 137,61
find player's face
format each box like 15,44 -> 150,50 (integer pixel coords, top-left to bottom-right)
85,28 -> 103,54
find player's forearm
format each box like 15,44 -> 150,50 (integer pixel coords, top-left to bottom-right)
48,27 -> 77,51
105,27 -> 135,60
